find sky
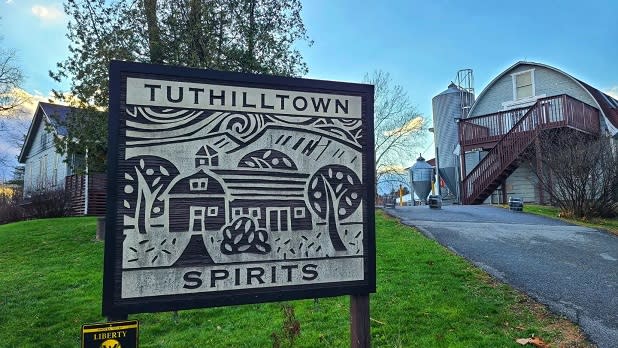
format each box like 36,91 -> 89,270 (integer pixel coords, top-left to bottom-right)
1,0 -> 617,179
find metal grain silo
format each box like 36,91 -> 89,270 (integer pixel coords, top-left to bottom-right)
409,155 -> 434,201
431,82 -> 474,195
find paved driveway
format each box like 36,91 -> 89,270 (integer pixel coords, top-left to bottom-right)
385,205 -> 618,348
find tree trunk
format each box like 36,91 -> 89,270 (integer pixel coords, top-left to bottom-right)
326,181 -> 346,251
188,0 -> 207,65
245,0 -> 257,72
143,0 -> 163,64
137,188 -> 147,234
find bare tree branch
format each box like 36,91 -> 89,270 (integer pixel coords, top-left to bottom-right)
0,47 -> 24,113
526,129 -> 618,218
363,70 -> 427,191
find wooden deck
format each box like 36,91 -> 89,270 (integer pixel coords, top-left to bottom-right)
460,95 -> 600,205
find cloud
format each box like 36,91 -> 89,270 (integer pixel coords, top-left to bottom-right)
0,88 -> 64,177
605,86 -> 618,100
6,0 -> 14,4
377,164 -> 407,174
31,4 -> 64,22
383,117 -> 424,137
4,88 -> 55,118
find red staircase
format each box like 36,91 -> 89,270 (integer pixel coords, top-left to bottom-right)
460,94 -> 600,204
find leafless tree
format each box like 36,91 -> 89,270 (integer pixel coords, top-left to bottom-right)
0,45 -> 24,113
0,106 -> 31,169
364,70 -> 426,189
0,33 -> 27,168
527,129 -> 618,218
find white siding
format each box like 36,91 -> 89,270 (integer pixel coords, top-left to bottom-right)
504,163 -> 538,203
464,150 -> 487,176
22,119 -> 68,195
464,151 -> 539,203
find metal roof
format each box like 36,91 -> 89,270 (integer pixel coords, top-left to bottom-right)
39,102 -> 75,136
575,79 -> 618,134
18,102 -> 78,163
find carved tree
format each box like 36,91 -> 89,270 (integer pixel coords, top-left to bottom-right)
123,156 -> 179,233
307,165 -> 362,251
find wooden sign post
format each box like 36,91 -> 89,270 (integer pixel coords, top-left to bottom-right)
104,61 -> 375,344
351,294 -> 370,347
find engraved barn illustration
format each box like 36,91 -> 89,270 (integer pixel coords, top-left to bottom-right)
119,104 -> 366,270
165,148 -> 312,234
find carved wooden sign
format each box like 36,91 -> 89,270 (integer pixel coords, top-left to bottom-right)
103,61 -> 375,315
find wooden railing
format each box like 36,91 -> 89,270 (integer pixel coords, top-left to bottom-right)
459,95 -> 600,150
460,106 -> 529,149
461,95 -> 599,204
65,173 -> 107,216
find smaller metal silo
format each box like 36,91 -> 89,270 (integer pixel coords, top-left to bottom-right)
409,155 -> 434,202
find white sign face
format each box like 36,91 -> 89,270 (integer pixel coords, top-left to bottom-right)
104,62 -> 375,314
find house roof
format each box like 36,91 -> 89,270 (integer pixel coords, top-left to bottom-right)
39,102 -> 74,136
575,79 -> 618,134
168,168 -> 225,195
468,61 -> 618,135
18,102 -> 78,163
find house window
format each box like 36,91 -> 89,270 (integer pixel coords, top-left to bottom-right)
294,207 -> 305,218
513,70 -> 534,100
42,155 -> 47,184
51,154 -> 58,186
207,207 -> 218,217
40,131 -> 47,147
232,207 -> 244,218
249,208 -> 261,219
189,178 -> 208,191
190,206 -> 206,232
266,207 -> 291,232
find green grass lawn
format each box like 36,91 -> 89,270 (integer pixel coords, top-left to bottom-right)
524,204 -> 618,236
0,213 -> 590,347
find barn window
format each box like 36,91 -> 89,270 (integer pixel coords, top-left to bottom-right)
294,207 -> 305,218
512,70 -> 534,100
232,207 -> 244,218
207,207 -> 218,217
189,178 -> 208,191
249,208 -> 261,219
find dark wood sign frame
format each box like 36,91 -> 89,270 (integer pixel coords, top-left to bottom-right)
104,60 -> 375,316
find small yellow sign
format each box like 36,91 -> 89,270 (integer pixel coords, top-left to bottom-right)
81,320 -> 138,348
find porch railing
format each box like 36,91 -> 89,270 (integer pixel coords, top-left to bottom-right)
459,94 -> 599,150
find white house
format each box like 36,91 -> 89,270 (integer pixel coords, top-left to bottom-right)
18,102 -> 74,195
18,102 -> 106,215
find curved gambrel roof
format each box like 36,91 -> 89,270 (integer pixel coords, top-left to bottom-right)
468,61 -> 618,136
